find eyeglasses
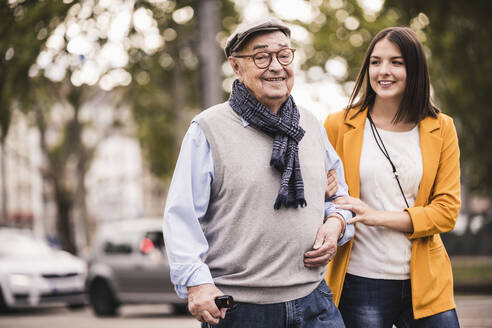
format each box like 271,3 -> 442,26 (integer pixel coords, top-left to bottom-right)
232,48 -> 296,69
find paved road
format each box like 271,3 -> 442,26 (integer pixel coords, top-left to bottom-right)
0,304 -> 196,328
1,296 -> 491,328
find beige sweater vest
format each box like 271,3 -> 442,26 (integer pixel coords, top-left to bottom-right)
193,102 -> 328,303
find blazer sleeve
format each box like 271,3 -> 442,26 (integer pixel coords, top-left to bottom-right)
323,112 -> 342,148
407,115 -> 461,239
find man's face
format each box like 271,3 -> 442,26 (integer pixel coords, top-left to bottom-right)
229,31 -> 294,112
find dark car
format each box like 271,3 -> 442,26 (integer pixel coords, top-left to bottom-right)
86,218 -> 186,316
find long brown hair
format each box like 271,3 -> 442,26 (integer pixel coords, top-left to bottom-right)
347,27 -> 439,123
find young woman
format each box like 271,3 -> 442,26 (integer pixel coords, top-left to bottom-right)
324,27 -> 461,327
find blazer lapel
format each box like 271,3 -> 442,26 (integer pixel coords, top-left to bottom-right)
415,116 -> 442,206
343,110 -> 367,198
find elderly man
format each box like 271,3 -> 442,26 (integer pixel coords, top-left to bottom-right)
163,17 -> 353,327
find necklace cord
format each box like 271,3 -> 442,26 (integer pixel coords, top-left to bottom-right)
367,113 -> 410,208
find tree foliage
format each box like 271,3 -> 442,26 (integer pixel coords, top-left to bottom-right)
130,0 -> 239,179
128,0 -> 201,178
0,0 -> 71,141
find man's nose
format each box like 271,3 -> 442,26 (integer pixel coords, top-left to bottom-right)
268,54 -> 283,70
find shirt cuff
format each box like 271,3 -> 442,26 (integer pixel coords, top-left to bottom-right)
334,209 -> 354,246
172,264 -> 214,299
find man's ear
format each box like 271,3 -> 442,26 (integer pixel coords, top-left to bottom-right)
228,57 -> 241,77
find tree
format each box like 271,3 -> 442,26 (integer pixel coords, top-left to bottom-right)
30,80 -> 124,252
3,0 -> 239,252
0,0 -> 72,226
198,0 -> 223,108
129,0 -> 238,179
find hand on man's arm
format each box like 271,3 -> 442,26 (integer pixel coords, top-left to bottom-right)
325,169 -> 338,199
188,284 -> 227,325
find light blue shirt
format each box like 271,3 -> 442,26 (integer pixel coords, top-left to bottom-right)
163,119 -> 354,298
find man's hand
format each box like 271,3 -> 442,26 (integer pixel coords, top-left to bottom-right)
303,216 -> 342,267
187,284 -> 227,325
325,169 -> 338,199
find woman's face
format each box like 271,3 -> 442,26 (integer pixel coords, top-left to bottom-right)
369,38 -> 407,102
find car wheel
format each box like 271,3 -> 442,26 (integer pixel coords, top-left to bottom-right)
173,303 -> 189,315
89,279 -> 118,316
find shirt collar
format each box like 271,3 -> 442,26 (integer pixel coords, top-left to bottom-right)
241,117 -> 249,127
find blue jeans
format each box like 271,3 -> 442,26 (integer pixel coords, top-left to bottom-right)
339,274 -> 460,328
203,280 -> 345,328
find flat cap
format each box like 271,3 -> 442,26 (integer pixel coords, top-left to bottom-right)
225,17 -> 291,57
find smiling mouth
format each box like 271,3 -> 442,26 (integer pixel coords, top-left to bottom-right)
264,77 -> 286,82
379,81 -> 395,86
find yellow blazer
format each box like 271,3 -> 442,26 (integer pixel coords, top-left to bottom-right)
324,108 -> 461,319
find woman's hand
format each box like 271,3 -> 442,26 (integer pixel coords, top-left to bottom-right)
334,196 -> 381,226
325,169 -> 338,199
334,196 -> 414,232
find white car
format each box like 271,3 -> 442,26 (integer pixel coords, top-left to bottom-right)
0,228 -> 87,312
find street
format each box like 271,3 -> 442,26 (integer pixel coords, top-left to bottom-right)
0,304 -> 196,328
1,296 -> 491,328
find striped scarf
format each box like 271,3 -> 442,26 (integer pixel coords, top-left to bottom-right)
229,79 -> 306,209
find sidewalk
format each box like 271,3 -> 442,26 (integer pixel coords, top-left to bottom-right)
456,295 -> 492,327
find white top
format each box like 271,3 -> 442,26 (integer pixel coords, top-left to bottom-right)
347,118 -> 422,280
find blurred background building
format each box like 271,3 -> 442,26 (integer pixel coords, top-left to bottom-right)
0,111 -> 38,230
0,107 -> 165,251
